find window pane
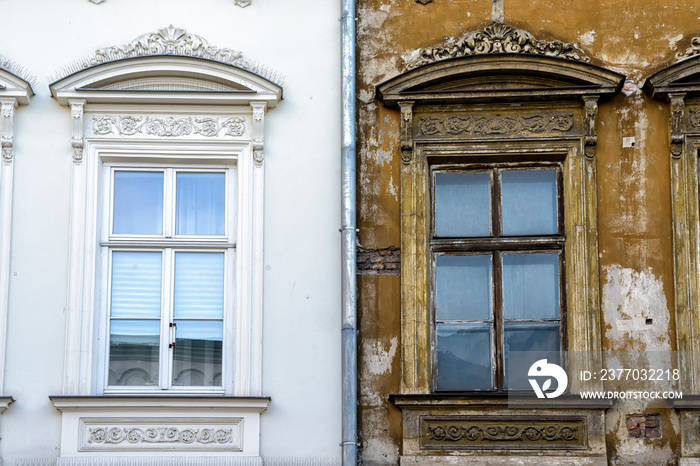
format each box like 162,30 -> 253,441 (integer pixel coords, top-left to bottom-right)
502,253 -> 560,320
436,322 -> 493,390
109,320 -> 160,386
113,171 -> 163,235
435,172 -> 490,237
110,251 -> 162,318
176,172 -> 226,235
504,321 -> 561,389
172,320 -> 223,387
174,252 -> 224,319
501,169 -> 557,235
436,254 -> 492,321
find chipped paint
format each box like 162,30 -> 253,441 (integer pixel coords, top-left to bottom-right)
579,30 -> 596,46
362,337 -> 398,376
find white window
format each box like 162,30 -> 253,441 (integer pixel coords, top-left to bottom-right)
101,166 -> 236,393
48,27 -> 282,459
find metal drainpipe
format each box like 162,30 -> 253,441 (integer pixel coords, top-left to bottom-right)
340,0 -> 358,464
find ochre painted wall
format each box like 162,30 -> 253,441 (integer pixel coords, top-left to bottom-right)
357,1 -> 700,464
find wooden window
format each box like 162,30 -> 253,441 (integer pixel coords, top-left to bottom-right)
431,164 -> 566,391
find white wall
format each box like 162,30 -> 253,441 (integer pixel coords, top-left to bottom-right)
0,0 -> 341,462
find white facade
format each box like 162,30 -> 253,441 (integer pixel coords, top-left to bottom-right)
0,1 -> 342,464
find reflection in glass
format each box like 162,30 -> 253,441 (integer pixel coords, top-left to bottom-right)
176,172 -> 225,235
501,170 -> 557,235
172,320 -> 223,386
110,252 -> 162,318
502,253 -> 559,320
436,323 -> 492,390
174,253 -> 224,319
436,254 -> 492,321
504,322 -> 561,389
109,320 -> 160,386
435,172 -> 490,237
113,171 -> 164,235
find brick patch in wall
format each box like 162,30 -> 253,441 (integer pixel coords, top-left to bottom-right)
357,247 -> 400,275
626,413 -> 661,439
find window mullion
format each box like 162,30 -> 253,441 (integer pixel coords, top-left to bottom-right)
164,168 -> 174,238
160,248 -> 173,390
493,250 -> 504,391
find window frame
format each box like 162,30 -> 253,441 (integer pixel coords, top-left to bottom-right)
98,161 -> 237,395
429,162 -> 568,392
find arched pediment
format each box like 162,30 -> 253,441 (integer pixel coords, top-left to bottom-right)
49,26 -> 282,107
50,55 -> 282,106
0,66 -> 34,105
644,54 -> 700,100
377,53 -> 624,107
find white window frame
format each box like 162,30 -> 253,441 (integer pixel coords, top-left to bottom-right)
49,32 -> 281,459
67,137 -> 263,397
98,161 -> 238,395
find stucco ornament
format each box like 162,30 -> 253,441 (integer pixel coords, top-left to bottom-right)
54,25 -> 282,84
404,22 -> 590,69
87,426 -> 233,445
676,35 -> 700,61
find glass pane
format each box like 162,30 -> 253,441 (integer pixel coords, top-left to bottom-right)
436,254 -> 492,321
436,322 -> 493,390
174,253 -> 224,319
435,172 -> 490,237
109,320 -> 160,386
111,251 -> 162,318
113,171 -> 163,235
176,172 -> 226,236
504,321 -> 561,389
172,320 -> 223,386
502,253 -> 560,320
501,169 -> 557,235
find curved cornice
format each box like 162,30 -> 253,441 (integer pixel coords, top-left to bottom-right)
49,55 -> 282,107
0,55 -> 35,104
377,53 -> 624,107
644,54 -> 700,100
403,23 -> 590,70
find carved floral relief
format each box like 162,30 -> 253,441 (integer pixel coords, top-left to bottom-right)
416,112 -> 575,137
404,23 -> 590,70
87,426 -> 233,445
92,115 -> 246,138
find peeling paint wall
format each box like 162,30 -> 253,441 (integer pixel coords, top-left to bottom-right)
357,0 -> 697,464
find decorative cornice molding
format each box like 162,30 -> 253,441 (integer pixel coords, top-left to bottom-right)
250,102 -> 266,165
583,97 -> 598,159
53,25 -> 282,85
403,22 -> 590,70
91,115 -> 246,138
670,93 -> 685,158
0,102 -> 14,163
69,100 -> 85,162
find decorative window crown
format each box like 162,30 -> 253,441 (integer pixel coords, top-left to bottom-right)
403,22 -> 590,70
52,25 -> 283,85
676,35 -> 700,61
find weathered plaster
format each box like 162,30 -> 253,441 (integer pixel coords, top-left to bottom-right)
357,0 -> 691,463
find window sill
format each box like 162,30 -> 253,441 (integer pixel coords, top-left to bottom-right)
390,393 -> 613,410
389,393 -> 609,458
50,395 -> 269,457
